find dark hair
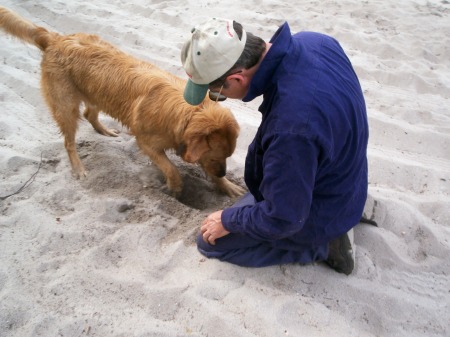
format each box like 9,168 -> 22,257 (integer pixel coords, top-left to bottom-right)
209,21 -> 266,88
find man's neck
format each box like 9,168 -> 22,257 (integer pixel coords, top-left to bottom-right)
245,42 -> 272,79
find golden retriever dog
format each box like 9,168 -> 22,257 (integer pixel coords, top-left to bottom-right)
0,7 -> 245,198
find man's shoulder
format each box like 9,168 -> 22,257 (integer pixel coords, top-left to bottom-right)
292,30 -> 336,42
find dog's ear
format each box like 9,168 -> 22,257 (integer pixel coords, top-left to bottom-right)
182,112 -> 220,163
182,135 -> 210,163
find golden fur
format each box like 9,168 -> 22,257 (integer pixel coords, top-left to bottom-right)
0,6 -> 245,197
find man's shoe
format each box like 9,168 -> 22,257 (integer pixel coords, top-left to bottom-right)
326,230 -> 354,275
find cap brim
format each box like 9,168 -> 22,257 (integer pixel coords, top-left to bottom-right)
184,79 -> 209,105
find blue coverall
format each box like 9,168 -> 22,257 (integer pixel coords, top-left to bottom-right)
198,22 -> 369,267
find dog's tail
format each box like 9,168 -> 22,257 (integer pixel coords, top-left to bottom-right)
0,6 -> 55,51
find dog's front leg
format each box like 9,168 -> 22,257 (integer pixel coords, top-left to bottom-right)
136,140 -> 183,197
210,176 -> 246,198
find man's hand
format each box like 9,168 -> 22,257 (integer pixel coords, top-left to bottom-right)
201,210 -> 230,245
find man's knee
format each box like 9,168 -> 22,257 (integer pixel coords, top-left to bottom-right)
196,233 -> 232,261
196,233 -> 212,252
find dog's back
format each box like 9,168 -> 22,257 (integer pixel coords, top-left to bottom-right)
39,32 -> 179,123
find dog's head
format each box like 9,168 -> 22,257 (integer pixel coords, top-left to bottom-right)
180,102 -> 239,178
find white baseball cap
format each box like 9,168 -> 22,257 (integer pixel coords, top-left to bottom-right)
181,18 -> 247,105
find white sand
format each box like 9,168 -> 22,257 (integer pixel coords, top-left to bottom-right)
0,1 -> 449,336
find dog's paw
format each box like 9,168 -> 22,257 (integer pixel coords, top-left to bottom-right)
103,128 -> 120,137
95,127 -> 120,137
72,167 -> 88,179
160,183 -> 182,199
224,183 -> 246,198
214,177 -> 246,198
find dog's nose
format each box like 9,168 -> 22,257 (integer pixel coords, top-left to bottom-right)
215,166 -> 226,178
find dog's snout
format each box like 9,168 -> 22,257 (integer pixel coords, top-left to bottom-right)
214,164 -> 226,178
216,169 -> 226,178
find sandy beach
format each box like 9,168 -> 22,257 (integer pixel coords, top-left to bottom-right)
0,0 -> 449,336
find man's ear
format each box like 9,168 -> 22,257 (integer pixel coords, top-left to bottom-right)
182,135 -> 209,163
228,72 -> 245,84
